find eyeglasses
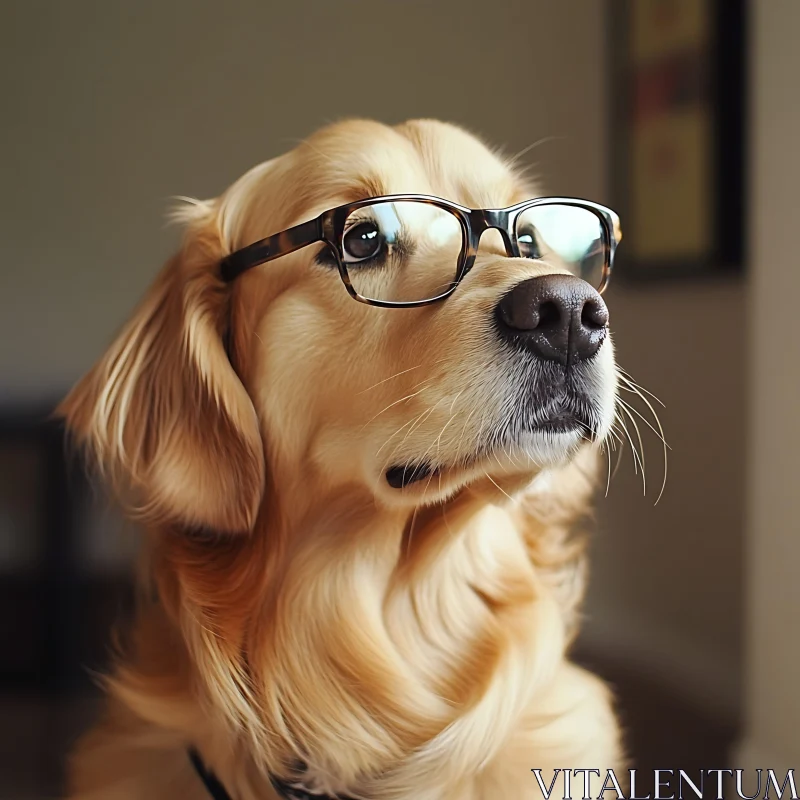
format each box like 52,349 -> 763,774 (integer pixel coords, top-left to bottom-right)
220,195 -> 620,308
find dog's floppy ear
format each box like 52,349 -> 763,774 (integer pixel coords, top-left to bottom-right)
58,204 -> 265,534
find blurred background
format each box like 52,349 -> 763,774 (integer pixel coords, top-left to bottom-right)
0,1 -> 797,797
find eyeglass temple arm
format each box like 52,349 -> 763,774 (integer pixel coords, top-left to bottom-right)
220,216 -> 323,282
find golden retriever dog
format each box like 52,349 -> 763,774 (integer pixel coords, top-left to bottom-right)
60,119 -> 624,799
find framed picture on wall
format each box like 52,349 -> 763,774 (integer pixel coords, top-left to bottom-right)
609,0 -> 746,281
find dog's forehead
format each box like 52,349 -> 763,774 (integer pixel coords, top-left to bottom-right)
395,119 -> 526,208
295,119 -> 526,210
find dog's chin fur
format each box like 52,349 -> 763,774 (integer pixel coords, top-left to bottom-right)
372,429 -> 589,510
59,119 -> 623,800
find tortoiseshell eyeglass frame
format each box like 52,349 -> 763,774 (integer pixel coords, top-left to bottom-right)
219,194 -> 620,308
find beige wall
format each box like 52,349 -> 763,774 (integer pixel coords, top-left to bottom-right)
583,278 -> 746,720
738,0 -> 800,769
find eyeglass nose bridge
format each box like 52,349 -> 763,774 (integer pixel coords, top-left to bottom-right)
467,208 -> 519,265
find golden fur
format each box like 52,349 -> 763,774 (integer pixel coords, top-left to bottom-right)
60,119 -> 623,799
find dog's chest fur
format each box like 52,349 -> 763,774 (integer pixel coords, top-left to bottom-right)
180,499 -> 578,799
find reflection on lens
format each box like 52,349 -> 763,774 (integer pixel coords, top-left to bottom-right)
343,200 -> 463,303
515,204 -> 606,288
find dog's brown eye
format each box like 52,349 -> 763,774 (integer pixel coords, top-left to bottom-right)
343,221 -> 385,263
517,228 -> 541,260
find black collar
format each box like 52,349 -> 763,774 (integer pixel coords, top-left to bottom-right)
188,747 -> 355,800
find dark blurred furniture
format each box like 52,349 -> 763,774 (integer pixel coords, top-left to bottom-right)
0,406 -> 132,693
0,406 -> 80,691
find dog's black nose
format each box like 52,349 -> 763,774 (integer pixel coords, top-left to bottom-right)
495,275 -> 608,365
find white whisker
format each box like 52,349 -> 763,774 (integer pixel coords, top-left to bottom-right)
617,402 -> 646,479
357,357 -> 451,395
616,412 -> 646,495
360,383 -> 431,431
484,471 -> 515,504
617,369 -> 666,407
613,367 -> 669,504
356,364 -> 425,395
617,395 -> 671,448
621,378 -> 669,505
